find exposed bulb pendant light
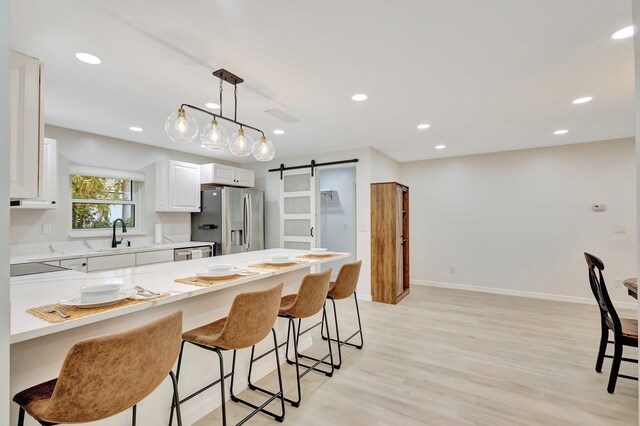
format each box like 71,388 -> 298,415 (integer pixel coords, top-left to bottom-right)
165,108 -> 198,143
229,127 -> 254,156
200,118 -> 229,150
164,69 -> 275,161
253,135 -> 275,161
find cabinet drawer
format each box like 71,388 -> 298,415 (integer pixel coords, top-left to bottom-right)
87,253 -> 136,272
136,250 -> 174,266
60,258 -> 88,273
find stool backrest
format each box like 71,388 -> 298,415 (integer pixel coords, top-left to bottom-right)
584,253 -> 622,335
44,311 -> 183,423
217,282 -> 284,350
330,260 -> 363,299
288,269 -> 332,318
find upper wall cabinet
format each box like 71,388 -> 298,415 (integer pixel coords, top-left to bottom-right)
11,138 -> 57,209
9,50 -> 43,199
155,160 -> 201,212
201,163 -> 255,188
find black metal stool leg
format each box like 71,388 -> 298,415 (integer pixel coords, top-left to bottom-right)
168,340 -> 186,426
18,407 -> 25,426
212,347 -> 228,426
169,371 -> 183,426
132,404 -> 137,426
296,306 -> 336,375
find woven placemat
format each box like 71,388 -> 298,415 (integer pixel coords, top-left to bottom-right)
175,272 -> 259,287
27,293 -> 171,324
248,261 -> 308,270
297,254 -> 342,260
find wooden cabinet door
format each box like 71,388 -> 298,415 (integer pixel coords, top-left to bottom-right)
396,185 -> 404,296
9,51 -> 41,199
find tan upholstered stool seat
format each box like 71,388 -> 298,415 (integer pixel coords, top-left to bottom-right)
278,294 -> 298,316
182,317 -> 226,347
13,379 -> 58,423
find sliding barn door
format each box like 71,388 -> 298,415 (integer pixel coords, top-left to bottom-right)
280,169 -> 317,250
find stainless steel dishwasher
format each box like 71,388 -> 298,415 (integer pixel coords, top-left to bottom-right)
173,244 -> 214,261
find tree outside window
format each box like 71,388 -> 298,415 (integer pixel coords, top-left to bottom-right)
71,175 -> 136,230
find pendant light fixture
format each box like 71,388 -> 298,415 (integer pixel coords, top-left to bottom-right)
165,69 -> 275,161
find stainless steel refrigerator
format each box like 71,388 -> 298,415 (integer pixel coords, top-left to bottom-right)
191,187 -> 264,255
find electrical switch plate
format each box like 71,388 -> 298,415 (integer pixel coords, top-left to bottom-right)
614,225 -> 627,234
42,224 -> 51,234
615,279 -> 623,288
450,265 -> 456,274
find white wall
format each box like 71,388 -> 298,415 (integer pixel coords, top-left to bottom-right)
0,0 -> 11,421
402,138 -> 637,305
319,166 -> 357,274
10,125 -> 239,248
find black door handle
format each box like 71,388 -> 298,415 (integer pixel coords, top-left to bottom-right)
310,227 -> 314,237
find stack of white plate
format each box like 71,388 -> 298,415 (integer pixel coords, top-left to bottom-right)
59,283 -> 135,308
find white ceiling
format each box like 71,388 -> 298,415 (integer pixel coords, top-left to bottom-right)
9,0 -> 635,163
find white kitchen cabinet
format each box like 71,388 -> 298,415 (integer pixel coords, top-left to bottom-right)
135,249 -> 174,266
60,258 -> 88,273
155,160 -> 201,212
9,50 -> 43,199
87,253 -> 136,272
201,163 -> 255,188
11,138 -> 57,209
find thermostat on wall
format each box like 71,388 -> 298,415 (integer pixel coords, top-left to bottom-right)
592,204 -> 606,212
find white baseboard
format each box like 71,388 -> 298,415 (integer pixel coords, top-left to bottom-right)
412,279 -> 638,310
357,293 -> 372,302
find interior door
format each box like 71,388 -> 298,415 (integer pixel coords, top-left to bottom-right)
280,168 -> 316,250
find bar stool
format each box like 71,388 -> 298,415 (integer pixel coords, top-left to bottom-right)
296,261 -> 363,369
248,269 -> 334,408
13,311 -> 184,426
170,283 -> 285,426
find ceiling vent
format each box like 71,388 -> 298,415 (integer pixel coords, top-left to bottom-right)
265,108 -> 300,123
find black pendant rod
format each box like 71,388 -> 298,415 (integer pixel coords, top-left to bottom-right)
180,103 -> 265,137
268,158 -> 359,179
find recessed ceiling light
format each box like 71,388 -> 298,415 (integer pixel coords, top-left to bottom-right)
205,102 -> 220,109
129,126 -> 143,132
352,94 -> 367,102
273,129 -> 285,135
75,52 -> 101,65
553,129 -> 568,135
611,25 -> 634,40
435,145 -> 446,150
572,96 -> 592,104
417,123 -> 431,130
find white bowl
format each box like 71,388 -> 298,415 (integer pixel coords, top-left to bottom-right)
271,255 -> 290,262
208,264 -> 233,275
310,248 -> 328,253
79,283 -> 123,303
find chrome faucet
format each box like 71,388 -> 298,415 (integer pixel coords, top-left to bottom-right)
111,218 -> 128,248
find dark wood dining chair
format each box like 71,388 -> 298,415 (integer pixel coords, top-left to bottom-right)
584,252 -> 638,393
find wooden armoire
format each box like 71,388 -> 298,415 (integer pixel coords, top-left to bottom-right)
370,182 -> 410,304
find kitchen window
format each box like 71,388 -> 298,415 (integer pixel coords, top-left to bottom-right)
68,165 -> 144,236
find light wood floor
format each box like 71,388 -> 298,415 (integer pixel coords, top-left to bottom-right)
194,286 -> 638,426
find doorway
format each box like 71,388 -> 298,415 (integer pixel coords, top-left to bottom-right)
317,166 -> 357,278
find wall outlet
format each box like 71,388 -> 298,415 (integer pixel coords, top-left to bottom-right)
592,203 -> 607,212
450,265 -> 456,274
615,279 -> 623,288
42,224 -> 51,235
614,225 -> 627,234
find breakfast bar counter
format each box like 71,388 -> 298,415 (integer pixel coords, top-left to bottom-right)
10,249 -> 349,426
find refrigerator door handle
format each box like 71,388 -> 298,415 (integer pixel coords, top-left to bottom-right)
242,194 -> 248,247
247,193 -> 252,250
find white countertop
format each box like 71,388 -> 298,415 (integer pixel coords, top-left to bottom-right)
10,249 -> 348,344
10,241 -> 214,264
